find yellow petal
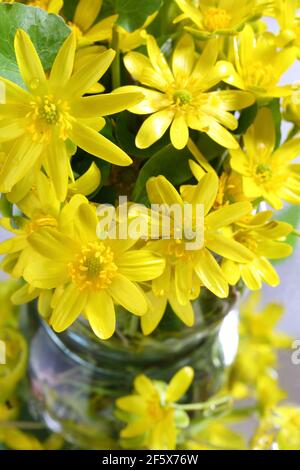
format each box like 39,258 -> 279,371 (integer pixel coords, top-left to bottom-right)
136,109 -> 174,149
166,367 -> 194,403
116,396 -> 147,415
221,259 -> 240,286
206,232 -> 254,263
146,35 -> 174,83
194,249 -> 229,298
69,162 -> 101,196
117,250 -> 165,281
114,86 -> 171,114
170,114 -> 189,150
240,263 -> 262,290
84,16 -> 117,43
23,255 -> 68,289
124,51 -> 169,91
168,291 -> 194,327
206,201 -> 252,229
172,34 -> 195,80
74,0 -> 103,32
50,284 -> 88,332
192,39 -> 219,81
27,228 -> 78,262
141,292 -> 167,335
120,419 -> 150,439
134,374 -> 156,396
14,29 -> 46,91
254,258 -> 280,287
50,32 -> 76,88
190,172 -> 219,214
46,138 -> 69,202
0,121 -> 26,144
66,49 -> 115,98
108,274 -> 148,315
71,91 -> 143,118
85,290 -> 116,340
244,108 -> 275,161
69,118 -> 132,166
146,175 -> 183,206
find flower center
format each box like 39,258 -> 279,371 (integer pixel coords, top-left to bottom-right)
203,8 -> 231,32
173,89 -> 192,106
27,95 -> 71,143
69,242 -> 118,292
255,164 -> 273,183
245,62 -> 275,90
167,239 -> 195,261
25,215 -> 58,235
235,232 -> 258,253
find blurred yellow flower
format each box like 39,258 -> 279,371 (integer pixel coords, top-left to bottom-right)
230,108 -> 300,209
0,30 -> 141,200
184,421 -> 247,450
222,212 -> 293,290
68,0 -> 117,46
174,0 -> 271,38
23,195 -> 165,339
116,367 -> 194,450
223,25 -> 296,101
141,172 -> 253,334
120,34 -> 254,150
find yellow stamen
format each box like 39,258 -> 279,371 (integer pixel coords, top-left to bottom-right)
27,95 -> 72,143
203,8 -> 231,32
26,215 -> 58,235
245,62 -> 275,89
69,242 -> 118,292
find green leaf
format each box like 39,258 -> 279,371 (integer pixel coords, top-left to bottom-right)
132,144 -> 193,204
114,0 -> 163,32
267,98 -> 282,149
234,103 -> 258,135
0,3 -> 70,87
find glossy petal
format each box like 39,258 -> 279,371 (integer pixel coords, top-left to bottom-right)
136,109 -> 174,149
85,290 -> 116,340
109,274 -> 148,315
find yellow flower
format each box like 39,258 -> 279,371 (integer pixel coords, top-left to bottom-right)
140,172 -> 254,334
271,0 -> 300,53
26,0 -> 63,14
118,13 -> 157,53
239,292 -> 293,349
174,0 -> 271,38
116,367 -> 194,450
120,34 -> 254,150
0,30 -> 142,200
230,108 -> 300,209
68,0 -> 117,46
0,327 -> 28,402
184,421 -> 247,450
222,212 -> 293,290
23,195 -> 165,339
256,374 -> 287,412
283,86 -> 300,127
223,25 -> 296,101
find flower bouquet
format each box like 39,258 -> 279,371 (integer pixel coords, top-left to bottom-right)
0,0 -> 300,451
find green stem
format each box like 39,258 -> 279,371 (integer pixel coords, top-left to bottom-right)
112,25 -> 121,90
286,125 -> 299,142
176,396 -> 232,412
293,229 -> 300,237
0,421 -> 46,430
128,315 -> 139,337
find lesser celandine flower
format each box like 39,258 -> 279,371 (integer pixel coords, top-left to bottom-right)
223,25 -> 296,101
68,0 -> 117,46
174,0 -> 271,38
0,30 -> 142,200
230,108 -> 300,209
271,0 -> 300,53
222,212 -> 293,290
23,195 -> 165,339
120,34 -> 254,150
116,367 -> 194,450
140,172 -> 254,334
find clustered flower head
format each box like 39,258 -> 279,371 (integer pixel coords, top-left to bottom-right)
0,0 -> 299,451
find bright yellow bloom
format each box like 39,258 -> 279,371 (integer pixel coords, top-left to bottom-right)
0,30 -> 142,200
271,0 -> 300,53
23,195 -> 165,339
120,34 -> 254,150
140,172 -> 254,334
230,108 -> 300,209
222,212 -> 293,290
184,421 -> 247,450
118,13 -> 157,53
68,0 -> 117,46
174,0 -> 271,38
0,327 -> 28,402
239,292 -> 292,349
26,0 -> 63,14
223,25 -> 296,101
116,367 -> 194,450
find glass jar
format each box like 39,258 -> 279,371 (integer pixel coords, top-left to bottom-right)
28,289 -> 240,449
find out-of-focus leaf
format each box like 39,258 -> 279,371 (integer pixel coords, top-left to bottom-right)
114,0 -> 163,32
